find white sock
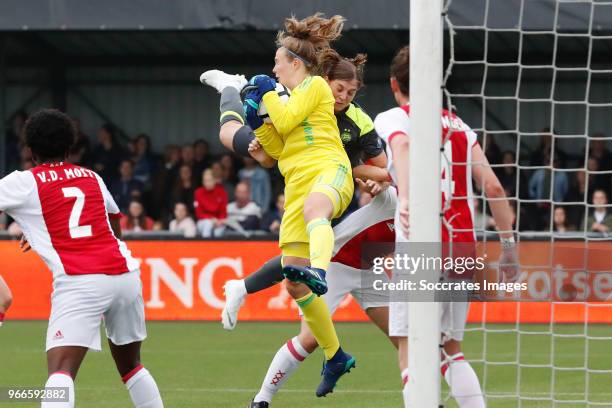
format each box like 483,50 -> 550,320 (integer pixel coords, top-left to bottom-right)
402,383 -> 410,407
41,372 -> 75,408
123,365 -> 164,408
254,337 -> 311,403
442,353 -> 485,408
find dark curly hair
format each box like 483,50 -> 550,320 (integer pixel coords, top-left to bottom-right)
24,109 -> 75,162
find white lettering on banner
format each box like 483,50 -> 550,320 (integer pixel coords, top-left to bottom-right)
527,271 -> 551,300
594,274 -> 612,301
198,257 -> 243,309
146,258 -> 198,308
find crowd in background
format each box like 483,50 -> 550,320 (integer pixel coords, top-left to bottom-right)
483,128 -> 612,235
2,111 -> 612,237
1,111 -> 291,238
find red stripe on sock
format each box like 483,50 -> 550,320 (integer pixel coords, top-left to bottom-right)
52,371 -> 73,379
0,312 -> 4,322
402,374 -> 409,386
286,339 -> 305,362
122,364 -> 144,383
441,355 -> 466,376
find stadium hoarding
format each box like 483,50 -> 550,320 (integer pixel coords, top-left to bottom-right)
2,240 -> 611,323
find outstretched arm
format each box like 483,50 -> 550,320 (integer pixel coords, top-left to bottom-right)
471,142 -> 518,282
263,76 -> 327,135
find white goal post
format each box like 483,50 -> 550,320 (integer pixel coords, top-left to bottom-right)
407,0 -> 444,407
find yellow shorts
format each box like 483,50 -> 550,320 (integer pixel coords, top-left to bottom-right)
279,161 -> 354,259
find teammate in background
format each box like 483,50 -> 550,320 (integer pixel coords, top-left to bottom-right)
0,109 -> 163,408
0,275 -> 12,327
200,49 -> 389,331
250,182 -> 398,407
375,46 -> 517,407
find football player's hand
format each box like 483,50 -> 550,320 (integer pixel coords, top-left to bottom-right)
248,139 -> 276,168
19,235 -> 31,253
355,178 -> 390,196
499,240 -> 519,283
243,75 -> 276,106
249,74 -> 276,95
243,97 -> 264,130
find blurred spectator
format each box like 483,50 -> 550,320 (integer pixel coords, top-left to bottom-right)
473,198 -> 496,231
567,170 -> 590,203
223,182 -> 262,236
4,111 -> 27,172
553,206 -> 574,233
152,144 -> 181,221
0,213 -> 7,230
211,161 -> 235,201
120,200 -> 154,232
588,135 -> 612,171
132,133 -> 158,187
92,124 -> 125,184
495,151 -> 524,198
262,194 -> 285,234
169,202 -> 197,238
239,157 -> 272,211
180,144 -> 196,170
483,135 -> 502,165
582,189 -> 612,233
194,169 -> 228,238
110,159 -> 145,213
529,128 -> 567,168
68,118 -> 91,166
19,145 -> 33,169
220,153 -> 239,184
528,160 -> 569,203
586,156 -> 609,193
170,165 -> 196,214
193,139 -> 212,177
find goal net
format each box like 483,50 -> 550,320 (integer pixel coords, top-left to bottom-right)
437,0 -> 612,407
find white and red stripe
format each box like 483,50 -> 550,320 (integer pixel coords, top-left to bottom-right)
0,162 -> 139,279
286,338 -> 306,362
374,105 -> 477,243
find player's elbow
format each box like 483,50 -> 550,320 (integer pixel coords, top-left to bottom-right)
484,178 -> 506,199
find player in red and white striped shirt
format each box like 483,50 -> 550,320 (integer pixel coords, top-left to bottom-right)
375,46 -> 516,408
0,109 -> 163,408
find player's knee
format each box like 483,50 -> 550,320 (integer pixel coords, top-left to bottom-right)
303,194 -> 334,222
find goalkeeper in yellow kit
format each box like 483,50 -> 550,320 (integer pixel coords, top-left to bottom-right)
242,13 -> 355,398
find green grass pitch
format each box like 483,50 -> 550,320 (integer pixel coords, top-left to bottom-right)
1,322 -> 611,407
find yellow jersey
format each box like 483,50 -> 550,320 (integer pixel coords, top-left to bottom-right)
254,75 -> 350,179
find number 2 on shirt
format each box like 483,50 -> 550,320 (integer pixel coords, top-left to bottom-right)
62,187 -> 93,238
